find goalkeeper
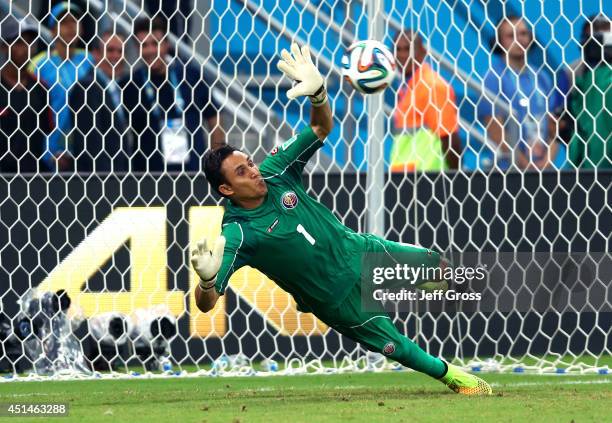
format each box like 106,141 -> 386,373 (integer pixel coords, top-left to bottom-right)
193,42 -> 491,395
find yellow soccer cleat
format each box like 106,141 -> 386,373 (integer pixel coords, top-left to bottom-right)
415,279 -> 449,292
415,258 -> 451,293
439,363 -> 493,395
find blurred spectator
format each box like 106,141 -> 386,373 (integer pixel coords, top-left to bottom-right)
69,31 -> 130,173
391,30 -> 460,172
92,31 -> 128,80
570,15 -> 612,81
35,0 -> 94,46
121,16 -> 224,172
0,18 -> 52,173
145,1 -> 193,40
29,2 -> 94,172
568,15 -> 611,169
553,15 -> 611,149
478,16 -> 565,171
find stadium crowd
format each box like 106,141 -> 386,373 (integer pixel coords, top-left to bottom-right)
0,3 -> 610,174
391,14 -> 610,172
1,4 -> 222,174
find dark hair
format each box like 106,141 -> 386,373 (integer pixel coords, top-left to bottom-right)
203,145 -> 240,196
581,14 -> 611,43
133,16 -> 168,37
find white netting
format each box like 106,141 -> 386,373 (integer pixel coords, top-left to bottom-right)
0,0 -> 609,380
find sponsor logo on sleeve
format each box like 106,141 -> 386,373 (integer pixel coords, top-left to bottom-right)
267,218 -> 280,233
281,135 -> 298,150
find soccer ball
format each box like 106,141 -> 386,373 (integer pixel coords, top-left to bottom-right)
341,40 -> 396,94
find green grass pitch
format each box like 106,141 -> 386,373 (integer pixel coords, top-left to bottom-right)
0,370 -> 610,422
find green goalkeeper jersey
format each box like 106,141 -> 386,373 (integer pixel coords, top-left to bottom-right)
214,126 -> 367,311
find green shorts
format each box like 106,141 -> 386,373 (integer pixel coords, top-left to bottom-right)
360,233 -> 441,271
315,282 -> 400,355
314,235 -> 441,357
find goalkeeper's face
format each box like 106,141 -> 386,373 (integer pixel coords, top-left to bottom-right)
219,152 -> 268,200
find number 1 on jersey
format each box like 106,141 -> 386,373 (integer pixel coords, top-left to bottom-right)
296,224 -> 316,245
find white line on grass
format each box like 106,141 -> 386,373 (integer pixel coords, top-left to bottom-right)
327,379 -> 612,391
319,379 -> 612,390
490,379 -> 612,388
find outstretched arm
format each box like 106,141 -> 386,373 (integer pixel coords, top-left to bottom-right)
310,93 -> 333,140
278,42 -> 333,140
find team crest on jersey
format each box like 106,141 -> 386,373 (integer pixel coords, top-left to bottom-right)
281,191 -> 299,210
382,342 -> 396,356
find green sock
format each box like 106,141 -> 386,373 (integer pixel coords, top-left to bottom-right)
390,337 -> 447,379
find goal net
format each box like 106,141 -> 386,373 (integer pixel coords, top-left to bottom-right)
0,0 -> 609,380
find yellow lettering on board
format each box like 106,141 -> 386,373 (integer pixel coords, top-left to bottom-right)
37,207 -> 184,317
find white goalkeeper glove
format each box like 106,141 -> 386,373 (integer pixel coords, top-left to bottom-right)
277,42 -> 327,106
191,237 -> 226,290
